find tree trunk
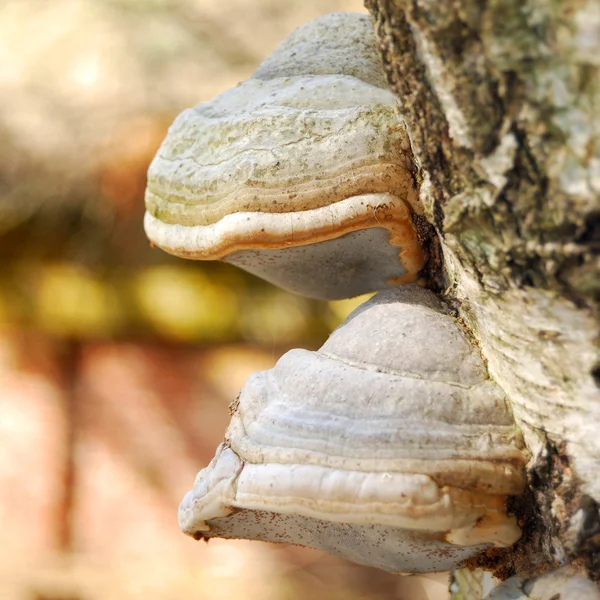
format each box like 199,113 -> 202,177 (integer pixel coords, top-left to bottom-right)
364,0 -> 599,591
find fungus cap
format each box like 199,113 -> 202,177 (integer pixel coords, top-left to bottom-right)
144,13 -> 425,300
179,286 -> 526,573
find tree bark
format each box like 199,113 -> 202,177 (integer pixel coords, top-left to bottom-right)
365,0 -> 599,589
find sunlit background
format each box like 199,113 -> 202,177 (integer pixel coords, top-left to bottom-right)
0,1 -> 449,598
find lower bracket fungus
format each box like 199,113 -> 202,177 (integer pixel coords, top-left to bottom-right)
179,286 -> 526,573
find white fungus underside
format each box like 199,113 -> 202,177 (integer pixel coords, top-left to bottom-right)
178,445 -> 514,573
144,193 -> 420,299
201,511 -> 486,574
226,228 -> 407,300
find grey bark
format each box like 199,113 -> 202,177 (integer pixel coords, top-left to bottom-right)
365,0 -> 599,587
486,566 -> 600,599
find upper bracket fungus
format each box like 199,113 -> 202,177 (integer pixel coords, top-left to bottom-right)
144,12 -> 425,300
179,286 -> 526,573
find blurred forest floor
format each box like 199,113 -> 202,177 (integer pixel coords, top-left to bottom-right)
0,1 -> 448,599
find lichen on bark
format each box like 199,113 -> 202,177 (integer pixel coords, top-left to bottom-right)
365,0 -> 600,588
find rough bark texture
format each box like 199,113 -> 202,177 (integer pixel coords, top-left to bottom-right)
364,0 -> 599,590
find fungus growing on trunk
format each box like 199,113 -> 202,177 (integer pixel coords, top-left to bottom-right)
179,286 -> 526,573
144,13 -> 425,300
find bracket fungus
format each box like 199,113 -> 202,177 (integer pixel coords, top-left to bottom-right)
179,286 -> 526,573
144,12 -> 425,300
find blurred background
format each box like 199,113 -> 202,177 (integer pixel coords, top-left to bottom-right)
0,1 -> 449,598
